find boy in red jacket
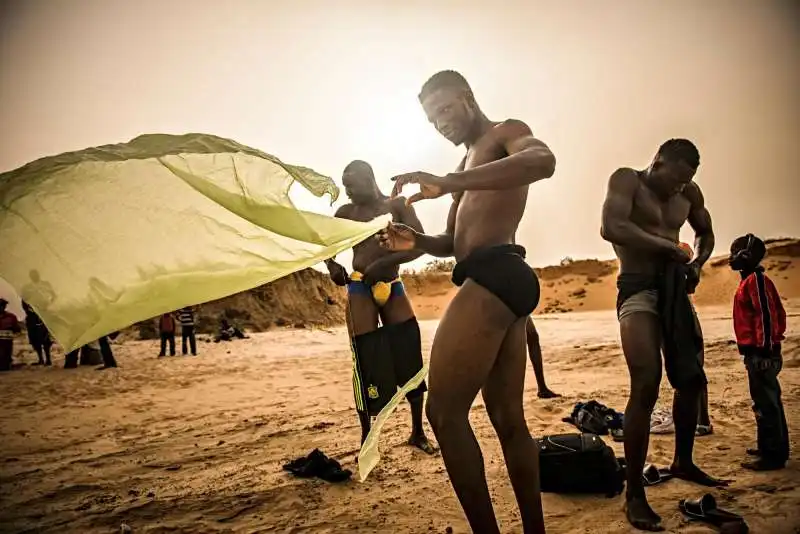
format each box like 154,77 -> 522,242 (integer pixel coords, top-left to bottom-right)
729,234 -> 789,470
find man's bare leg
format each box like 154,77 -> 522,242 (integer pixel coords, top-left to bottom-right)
669,386 -> 726,485
426,281 -> 530,534
484,318 -> 546,533
526,318 -> 559,399
620,312 -> 664,532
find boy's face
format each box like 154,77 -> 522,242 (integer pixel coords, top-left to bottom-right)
729,239 -> 751,271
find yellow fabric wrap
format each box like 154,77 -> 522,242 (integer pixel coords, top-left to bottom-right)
348,271 -> 400,307
0,133 -> 388,352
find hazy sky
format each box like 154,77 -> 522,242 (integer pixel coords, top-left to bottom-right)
1,0 -> 799,311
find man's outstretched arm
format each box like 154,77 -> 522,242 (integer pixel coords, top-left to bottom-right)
686,183 -> 715,267
441,120 -> 555,193
371,199 -> 427,267
414,194 -> 459,258
600,168 -> 683,256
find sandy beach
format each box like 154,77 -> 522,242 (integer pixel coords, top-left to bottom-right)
1,242 -> 799,533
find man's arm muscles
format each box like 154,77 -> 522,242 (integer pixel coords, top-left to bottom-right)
442,120 -> 555,193
686,183 -> 715,267
600,168 -> 677,253
415,196 -> 458,257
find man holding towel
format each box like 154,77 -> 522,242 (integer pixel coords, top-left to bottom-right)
601,138 -> 725,531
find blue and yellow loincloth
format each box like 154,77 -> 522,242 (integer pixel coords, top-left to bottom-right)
347,271 -> 405,307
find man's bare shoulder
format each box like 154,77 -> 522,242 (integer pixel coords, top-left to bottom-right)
334,203 -> 355,218
491,118 -> 533,141
682,181 -> 704,205
607,167 -> 642,189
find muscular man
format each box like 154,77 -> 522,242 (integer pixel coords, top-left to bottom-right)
600,139 -> 724,531
325,160 -> 435,454
526,317 -> 560,399
379,71 -> 555,534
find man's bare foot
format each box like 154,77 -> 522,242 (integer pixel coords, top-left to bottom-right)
408,434 -> 438,454
537,389 -> 561,399
625,496 -> 664,531
669,462 -> 729,486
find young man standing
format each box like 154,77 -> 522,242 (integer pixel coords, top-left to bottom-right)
379,70 -> 556,534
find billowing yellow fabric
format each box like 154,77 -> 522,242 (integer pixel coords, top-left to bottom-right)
0,133 -> 387,352
358,363 -> 429,481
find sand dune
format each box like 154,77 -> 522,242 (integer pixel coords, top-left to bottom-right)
1,240 -> 799,533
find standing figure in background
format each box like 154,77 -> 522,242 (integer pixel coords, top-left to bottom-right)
729,234 -> 789,471
526,317 -> 560,399
22,300 -> 53,366
0,298 -> 22,371
158,312 -> 177,357
178,307 -> 197,356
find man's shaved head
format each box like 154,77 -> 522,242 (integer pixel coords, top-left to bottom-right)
419,70 -> 472,102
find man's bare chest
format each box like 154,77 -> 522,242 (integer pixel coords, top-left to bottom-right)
631,185 -> 691,230
349,203 -> 394,223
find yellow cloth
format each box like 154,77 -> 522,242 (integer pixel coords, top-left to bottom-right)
348,271 -> 400,307
0,133 -> 388,352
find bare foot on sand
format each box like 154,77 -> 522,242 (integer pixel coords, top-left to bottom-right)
625,496 -> 664,531
408,435 -> 438,455
669,462 -> 729,486
537,389 -> 561,399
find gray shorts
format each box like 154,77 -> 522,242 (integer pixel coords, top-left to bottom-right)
617,289 -> 703,338
617,289 -> 658,321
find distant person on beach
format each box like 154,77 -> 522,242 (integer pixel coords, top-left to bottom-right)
158,312 -> 176,357
379,70 -> 555,534
97,333 -> 119,370
0,298 -> 22,371
526,317 -> 560,398
601,138 -> 724,531
729,234 -> 789,471
326,159 -> 435,454
178,307 -> 197,356
22,300 -> 53,366
214,318 -> 248,342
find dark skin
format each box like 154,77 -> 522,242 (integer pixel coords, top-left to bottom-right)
526,317 -> 559,398
379,83 -> 555,534
326,162 -> 435,454
600,155 -> 724,532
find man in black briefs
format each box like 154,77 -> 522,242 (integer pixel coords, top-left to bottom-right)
379,70 -> 555,534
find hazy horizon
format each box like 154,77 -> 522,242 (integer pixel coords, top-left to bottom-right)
2,0 -> 799,314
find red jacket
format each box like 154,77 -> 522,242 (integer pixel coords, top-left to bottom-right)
159,315 -> 176,333
0,312 -> 21,340
733,269 -> 786,352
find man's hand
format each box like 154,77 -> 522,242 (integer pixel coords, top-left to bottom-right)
325,260 -> 349,287
391,172 -> 449,204
686,261 -> 702,294
669,243 -> 692,264
377,222 -> 418,251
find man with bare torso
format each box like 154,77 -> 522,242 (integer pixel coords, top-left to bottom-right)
325,160 -> 435,454
601,139 -> 725,531
378,71 -> 555,534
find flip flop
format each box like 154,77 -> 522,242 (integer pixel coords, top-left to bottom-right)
678,494 -> 748,532
643,464 -> 674,486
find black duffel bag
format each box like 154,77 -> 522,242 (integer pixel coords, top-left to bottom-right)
536,432 -> 625,497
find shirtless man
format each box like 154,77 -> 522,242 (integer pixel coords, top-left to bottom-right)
600,139 -> 724,531
379,70 -> 555,534
325,160 -> 435,454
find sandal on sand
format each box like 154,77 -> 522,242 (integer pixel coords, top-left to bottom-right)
283,449 -> 352,483
678,493 -> 748,533
643,464 -> 674,487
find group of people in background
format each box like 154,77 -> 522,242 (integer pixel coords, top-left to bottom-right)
157,307 -> 197,357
